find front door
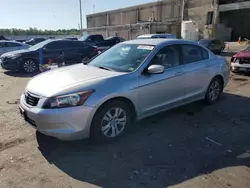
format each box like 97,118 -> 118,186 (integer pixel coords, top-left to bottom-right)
137,45 -> 186,117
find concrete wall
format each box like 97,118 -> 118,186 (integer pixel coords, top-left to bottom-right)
86,0 -> 178,28
184,0 -> 214,38
82,22 -> 176,40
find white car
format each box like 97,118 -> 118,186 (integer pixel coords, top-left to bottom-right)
0,40 -> 30,56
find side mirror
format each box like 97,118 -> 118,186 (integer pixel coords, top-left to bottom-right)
147,64 -> 164,74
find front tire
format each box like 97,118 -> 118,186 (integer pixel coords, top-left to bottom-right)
91,100 -> 133,142
20,59 -> 38,73
205,77 -> 223,104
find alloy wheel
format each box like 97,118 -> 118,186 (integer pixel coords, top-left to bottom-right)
23,60 -> 36,73
208,80 -> 221,102
101,107 -> 127,138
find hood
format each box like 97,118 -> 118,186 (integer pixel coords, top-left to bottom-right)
233,51 -> 250,58
1,48 -> 35,57
26,64 -> 124,97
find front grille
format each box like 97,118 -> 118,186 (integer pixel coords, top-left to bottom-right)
25,92 -> 40,106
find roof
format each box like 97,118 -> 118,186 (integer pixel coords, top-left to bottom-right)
0,40 -> 23,44
139,34 -> 176,37
122,39 -> 194,46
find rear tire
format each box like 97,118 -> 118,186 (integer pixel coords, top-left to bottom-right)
20,59 -> 38,73
205,77 -> 223,104
90,100 -> 133,143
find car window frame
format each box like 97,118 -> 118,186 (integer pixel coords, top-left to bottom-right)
44,41 -> 69,51
179,44 -> 206,64
144,44 -> 182,71
6,42 -> 22,48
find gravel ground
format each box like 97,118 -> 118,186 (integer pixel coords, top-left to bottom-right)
0,46 -> 250,188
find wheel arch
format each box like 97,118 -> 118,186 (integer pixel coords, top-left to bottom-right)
92,96 -> 138,123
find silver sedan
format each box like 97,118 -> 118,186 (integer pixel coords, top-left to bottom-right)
19,39 -> 230,141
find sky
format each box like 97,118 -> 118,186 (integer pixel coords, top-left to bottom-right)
0,0 -> 157,30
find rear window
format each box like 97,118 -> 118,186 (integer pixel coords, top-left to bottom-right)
199,39 -> 211,46
180,45 -> 203,64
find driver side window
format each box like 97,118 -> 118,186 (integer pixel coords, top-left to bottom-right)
150,45 -> 180,69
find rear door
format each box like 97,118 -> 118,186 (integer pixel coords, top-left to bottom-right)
43,41 -> 65,64
180,44 -> 213,100
62,41 -> 92,64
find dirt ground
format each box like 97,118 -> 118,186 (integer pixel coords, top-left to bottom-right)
0,46 -> 250,188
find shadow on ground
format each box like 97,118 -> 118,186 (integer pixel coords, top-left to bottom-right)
3,70 -> 39,78
37,93 -> 250,188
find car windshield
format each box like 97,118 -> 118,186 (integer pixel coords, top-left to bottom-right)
199,39 -> 211,45
88,43 -> 154,72
245,46 -> 250,51
28,39 -> 51,50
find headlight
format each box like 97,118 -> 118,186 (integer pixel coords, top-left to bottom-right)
43,90 -> 95,109
9,54 -> 21,59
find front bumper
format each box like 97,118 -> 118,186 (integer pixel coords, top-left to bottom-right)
19,94 -> 95,140
0,58 -> 20,71
231,62 -> 250,72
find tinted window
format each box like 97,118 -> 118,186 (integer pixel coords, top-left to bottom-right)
181,45 -> 203,64
199,39 -> 211,46
213,40 -> 221,45
45,41 -> 68,50
151,45 -> 180,69
201,48 -> 209,60
36,38 -> 45,42
66,41 -> 89,49
7,42 -> 22,47
93,35 -> 103,41
0,42 -> 7,48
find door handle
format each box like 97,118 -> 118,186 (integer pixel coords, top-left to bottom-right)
175,71 -> 183,76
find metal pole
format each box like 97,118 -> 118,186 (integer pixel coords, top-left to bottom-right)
79,0 -> 83,30
180,0 -> 185,23
212,0 -> 219,38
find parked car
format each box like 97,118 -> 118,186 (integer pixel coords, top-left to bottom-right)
137,34 -> 177,39
0,40 -> 30,55
230,46 -> 250,73
0,39 -> 99,73
24,38 -> 46,46
19,39 -> 230,141
198,39 -> 225,54
79,34 -> 123,48
0,35 -> 9,40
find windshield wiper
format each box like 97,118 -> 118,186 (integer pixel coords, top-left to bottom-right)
98,66 -> 114,71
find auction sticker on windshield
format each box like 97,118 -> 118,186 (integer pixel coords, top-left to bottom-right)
137,45 -> 154,50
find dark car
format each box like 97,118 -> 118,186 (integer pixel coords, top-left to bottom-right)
0,39 -> 99,73
24,38 -> 46,46
198,39 -> 225,54
79,34 -> 124,49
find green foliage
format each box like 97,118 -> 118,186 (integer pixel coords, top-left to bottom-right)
0,28 -> 80,36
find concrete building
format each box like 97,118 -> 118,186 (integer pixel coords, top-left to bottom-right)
83,0 -> 250,41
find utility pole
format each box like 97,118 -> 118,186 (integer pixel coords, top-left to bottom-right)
79,0 -> 83,30
212,0 -> 219,38
180,0 -> 185,23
